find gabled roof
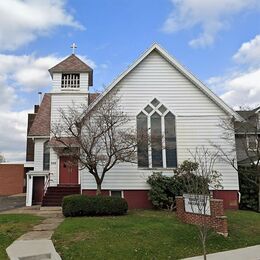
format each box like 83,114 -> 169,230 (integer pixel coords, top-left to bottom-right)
28,94 -> 51,137
88,93 -> 100,105
88,43 -> 244,121
235,107 -> 260,133
49,54 -> 93,85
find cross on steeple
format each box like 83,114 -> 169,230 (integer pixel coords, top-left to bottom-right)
70,43 -> 77,54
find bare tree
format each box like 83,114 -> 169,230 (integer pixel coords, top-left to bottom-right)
175,147 -> 222,260
214,112 -> 260,211
52,95 -> 137,195
0,153 -> 5,163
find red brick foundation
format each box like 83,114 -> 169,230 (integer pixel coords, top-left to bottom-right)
0,164 -> 25,195
176,196 -> 228,236
82,189 -> 152,209
212,190 -> 238,210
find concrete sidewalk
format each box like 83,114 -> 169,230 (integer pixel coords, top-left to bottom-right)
5,207 -> 63,260
184,245 -> 260,260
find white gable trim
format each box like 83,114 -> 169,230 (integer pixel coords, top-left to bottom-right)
90,43 -> 243,121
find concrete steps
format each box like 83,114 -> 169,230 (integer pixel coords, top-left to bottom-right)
42,185 -> 80,206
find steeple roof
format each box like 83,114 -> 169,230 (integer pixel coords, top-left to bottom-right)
49,54 -> 93,85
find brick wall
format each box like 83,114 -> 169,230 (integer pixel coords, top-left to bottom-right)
176,196 -> 228,236
0,164 -> 25,195
82,189 -> 152,209
213,190 -> 238,210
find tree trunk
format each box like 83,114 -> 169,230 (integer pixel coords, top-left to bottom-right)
258,177 -> 260,212
202,239 -> 207,260
96,182 -> 102,195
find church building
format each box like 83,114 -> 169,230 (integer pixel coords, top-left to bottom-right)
25,43 -> 243,209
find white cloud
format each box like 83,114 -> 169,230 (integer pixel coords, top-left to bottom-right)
0,54 -> 62,92
0,54 -> 96,92
0,53 -> 96,161
0,110 -> 31,161
233,35 -> 260,67
207,35 -> 260,108
0,0 -> 84,51
162,0 -> 260,47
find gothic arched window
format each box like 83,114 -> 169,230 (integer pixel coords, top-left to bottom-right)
43,141 -> 50,171
137,98 -> 177,168
137,112 -> 149,167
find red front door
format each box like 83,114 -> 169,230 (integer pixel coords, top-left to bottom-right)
59,156 -> 79,184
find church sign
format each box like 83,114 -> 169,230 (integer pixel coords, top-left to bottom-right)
183,194 -> 211,215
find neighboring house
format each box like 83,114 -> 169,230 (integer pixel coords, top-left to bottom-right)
25,44 -> 243,209
235,107 -> 260,166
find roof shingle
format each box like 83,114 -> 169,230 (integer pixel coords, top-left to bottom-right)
28,94 -> 51,136
48,54 -> 93,85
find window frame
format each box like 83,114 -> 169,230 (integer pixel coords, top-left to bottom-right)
136,98 -> 178,169
61,73 -> 80,89
43,141 -> 50,171
109,190 -> 124,198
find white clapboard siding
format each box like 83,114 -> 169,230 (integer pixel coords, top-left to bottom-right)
81,50 -> 239,191
34,139 -> 48,171
49,148 -> 59,186
80,73 -> 89,92
51,93 -> 88,128
50,93 -> 88,183
51,73 -> 62,93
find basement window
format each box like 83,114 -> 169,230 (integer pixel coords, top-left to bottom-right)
61,73 -> 80,88
110,190 -> 124,198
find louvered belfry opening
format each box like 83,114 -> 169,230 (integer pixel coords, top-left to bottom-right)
61,73 -> 80,89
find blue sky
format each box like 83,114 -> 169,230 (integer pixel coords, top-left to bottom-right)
0,0 -> 260,160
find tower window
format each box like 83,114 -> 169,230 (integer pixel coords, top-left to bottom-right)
61,73 -> 80,88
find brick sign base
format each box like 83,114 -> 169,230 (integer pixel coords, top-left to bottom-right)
176,196 -> 228,237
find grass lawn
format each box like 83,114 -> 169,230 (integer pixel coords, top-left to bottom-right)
0,214 -> 42,259
53,210 -> 260,260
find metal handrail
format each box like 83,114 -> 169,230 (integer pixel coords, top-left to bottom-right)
42,172 -> 52,199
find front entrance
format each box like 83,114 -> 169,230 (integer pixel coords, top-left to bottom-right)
32,176 -> 44,205
59,156 -> 79,184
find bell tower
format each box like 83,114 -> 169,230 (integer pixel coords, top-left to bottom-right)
48,46 -> 93,93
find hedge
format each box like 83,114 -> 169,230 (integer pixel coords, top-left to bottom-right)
62,194 -> 128,217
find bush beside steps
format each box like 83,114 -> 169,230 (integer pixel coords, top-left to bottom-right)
62,194 -> 128,217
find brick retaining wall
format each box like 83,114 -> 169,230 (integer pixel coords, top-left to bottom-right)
176,196 -> 228,236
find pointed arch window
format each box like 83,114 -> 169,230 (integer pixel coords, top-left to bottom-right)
137,112 -> 149,167
165,112 -> 177,167
43,141 -> 50,171
151,112 -> 163,167
137,98 -> 177,168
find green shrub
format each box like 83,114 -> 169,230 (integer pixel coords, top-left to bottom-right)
147,160 -> 209,210
62,194 -> 128,217
147,172 -> 183,210
239,168 -> 258,211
